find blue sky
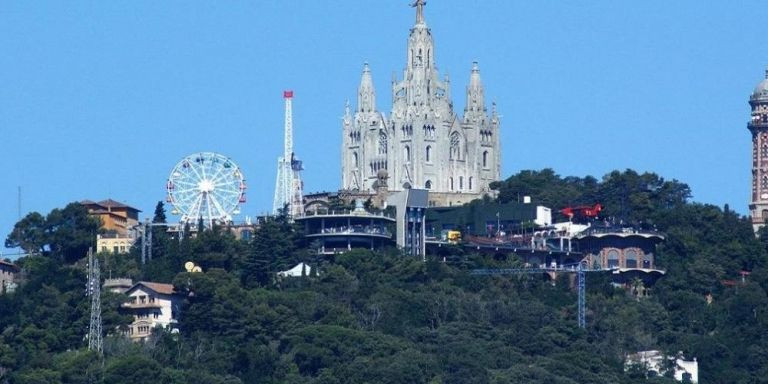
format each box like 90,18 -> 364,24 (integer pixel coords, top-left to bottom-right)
1,1 -> 765,256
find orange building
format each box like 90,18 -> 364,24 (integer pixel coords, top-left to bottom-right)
81,199 -> 141,253
80,199 -> 141,236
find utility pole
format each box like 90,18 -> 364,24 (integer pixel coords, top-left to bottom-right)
86,248 -> 103,354
139,219 -> 178,265
577,263 -> 586,328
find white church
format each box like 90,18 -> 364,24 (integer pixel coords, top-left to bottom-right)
340,0 -> 501,207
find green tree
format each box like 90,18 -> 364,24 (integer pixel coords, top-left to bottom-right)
104,354 -> 165,384
5,212 -> 47,253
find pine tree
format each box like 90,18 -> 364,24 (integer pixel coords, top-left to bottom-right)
151,201 -> 170,259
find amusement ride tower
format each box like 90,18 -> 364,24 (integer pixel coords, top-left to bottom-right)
273,90 -> 304,217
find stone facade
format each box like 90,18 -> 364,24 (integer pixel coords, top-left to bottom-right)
341,1 -> 500,205
0,260 -> 19,294
749,69 -> 768,232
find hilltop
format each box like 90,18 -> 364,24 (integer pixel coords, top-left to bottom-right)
1,169 -> 767,384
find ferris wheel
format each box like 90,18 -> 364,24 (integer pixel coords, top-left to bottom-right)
166,152 -> 246,227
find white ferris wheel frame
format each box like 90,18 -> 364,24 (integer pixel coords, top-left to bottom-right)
166,152 -> 246,227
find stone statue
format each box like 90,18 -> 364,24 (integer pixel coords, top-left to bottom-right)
411,0 -> 426,24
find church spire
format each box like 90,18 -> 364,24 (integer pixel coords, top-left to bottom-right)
465,61 -> 485,113
357,62 -> 376,113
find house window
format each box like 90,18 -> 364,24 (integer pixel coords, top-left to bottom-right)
425,146 -> 431,162
449,177 -> 454,191
483,151 -> 488,168
606,249 -> 620,268
459,176 -> 464,190
625,249 -> 638,268
425,180 -> 432,189
353,152 -> 359,168
404,145 -> 411,162
469,177 -> 473,190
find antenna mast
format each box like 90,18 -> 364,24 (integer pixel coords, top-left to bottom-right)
86,248 -> 103,354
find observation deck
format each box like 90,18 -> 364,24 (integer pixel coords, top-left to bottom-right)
295,209 -> 396,255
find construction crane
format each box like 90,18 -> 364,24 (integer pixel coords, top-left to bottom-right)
472,262 -> 612,328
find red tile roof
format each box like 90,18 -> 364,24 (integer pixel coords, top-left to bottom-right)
0,260 -> 19,271
80,199 -> 141,212
129,281 -> 177,295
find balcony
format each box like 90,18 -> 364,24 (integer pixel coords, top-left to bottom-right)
122,301 -> 162,309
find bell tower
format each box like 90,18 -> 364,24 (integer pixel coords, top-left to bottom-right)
748,68 -> 768,232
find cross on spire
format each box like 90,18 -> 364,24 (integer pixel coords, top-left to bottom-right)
411,0 -> 427,25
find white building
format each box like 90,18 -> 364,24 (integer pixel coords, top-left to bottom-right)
122,281 -> 183,341
341,0 -> 501,206
626,350 -> 698,383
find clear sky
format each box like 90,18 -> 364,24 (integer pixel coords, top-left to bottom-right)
1,1 -> 765,257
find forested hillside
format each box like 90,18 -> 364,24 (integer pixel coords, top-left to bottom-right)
2,169 -> 767,384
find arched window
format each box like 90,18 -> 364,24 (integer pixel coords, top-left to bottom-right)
625,249 -> 638,268
353,152 -> 358,168
425,180 -> 432,189
404,145 -> 411,162
425,145 -> 431,162
482,151 -> 488,168
469,177 -> 473,190
607,249 -> 620,268
449,177 -> 454,191
450,132 -> 461,160
459,176 -> 464,190
378,130 -> 388,155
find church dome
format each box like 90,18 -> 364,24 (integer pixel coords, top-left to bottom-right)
752,69 -> 768,101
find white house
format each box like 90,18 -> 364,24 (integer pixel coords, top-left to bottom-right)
122,281 -> 183,341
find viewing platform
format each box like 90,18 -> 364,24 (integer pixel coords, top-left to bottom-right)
295,206 -> 396,255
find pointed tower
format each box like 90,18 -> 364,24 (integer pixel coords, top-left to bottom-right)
749,68 -> 768,231
342,63 -> 385,191
465,61 -> 486,118
358,63 -> 376,113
